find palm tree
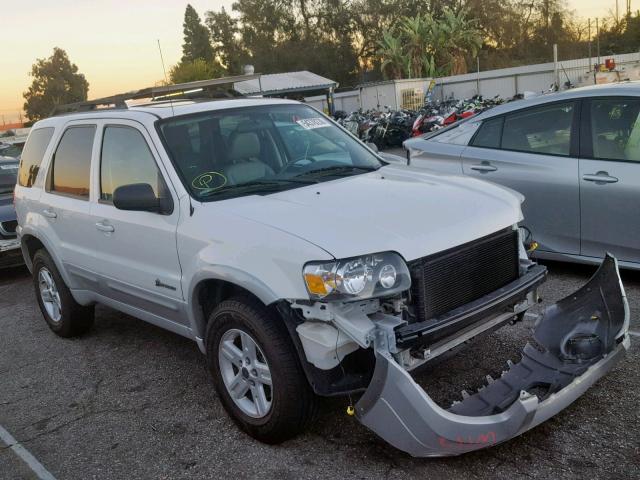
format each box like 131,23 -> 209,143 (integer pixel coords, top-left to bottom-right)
400,14 -> 433,78
378,9 -> 483,79
378,31 -> 407,79
438,7 -> 483,75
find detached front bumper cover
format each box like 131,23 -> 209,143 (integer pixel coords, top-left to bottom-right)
356,254 -> 630,457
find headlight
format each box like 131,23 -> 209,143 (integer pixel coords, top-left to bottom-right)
303,252 -> 411,301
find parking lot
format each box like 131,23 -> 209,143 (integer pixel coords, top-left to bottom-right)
0,259 -> 638,480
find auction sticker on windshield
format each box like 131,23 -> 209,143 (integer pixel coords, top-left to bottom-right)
296,118 -> 330,130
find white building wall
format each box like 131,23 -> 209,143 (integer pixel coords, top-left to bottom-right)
337,92 -> 360,112
517,72 -> 555,93
304,91 -> 361,113
306,52 -> 640,112
360,83 -> 398,111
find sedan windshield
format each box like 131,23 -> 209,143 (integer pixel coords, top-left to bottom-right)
158,103 -> 383,200
0,144 -> 24,159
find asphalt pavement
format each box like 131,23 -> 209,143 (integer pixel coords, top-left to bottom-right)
1,260 -> 638,480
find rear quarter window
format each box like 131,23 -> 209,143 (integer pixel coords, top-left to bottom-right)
18,127 -> 55,187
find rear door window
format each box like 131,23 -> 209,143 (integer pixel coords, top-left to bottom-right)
587,98 -> 640,161
502,102 -> 574,156
48,126 -> 96,198
18,127 -> 55,187
471,117 -> 503,149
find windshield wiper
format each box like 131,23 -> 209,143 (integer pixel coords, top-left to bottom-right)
198,178 -> 317,199
294,165 -> 380,179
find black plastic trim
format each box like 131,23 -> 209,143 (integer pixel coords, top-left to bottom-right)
275,301 -> 374,397
396,264 -> 547,348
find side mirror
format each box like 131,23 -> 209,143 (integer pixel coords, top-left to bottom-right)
113,183 -> 168,213
366,142 -> 379,153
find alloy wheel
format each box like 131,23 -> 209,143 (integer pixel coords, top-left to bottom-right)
38,267 -> 62,322
218,328 -> 273,418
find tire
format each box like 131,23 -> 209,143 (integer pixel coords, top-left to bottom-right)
32,249 -> 94,337
205,296 -> 317,444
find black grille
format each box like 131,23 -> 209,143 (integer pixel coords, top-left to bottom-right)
408,228 -> 520,322
1,220 -> 17,234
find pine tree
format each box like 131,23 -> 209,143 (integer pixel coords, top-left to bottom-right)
182,4 -> 215,63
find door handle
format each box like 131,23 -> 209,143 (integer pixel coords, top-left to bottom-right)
43,209 -> 57,219
470,163 -> 497,173
582,172 -> 619,184
95,221 -> 115,233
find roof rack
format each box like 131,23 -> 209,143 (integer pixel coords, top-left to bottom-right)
51,73 -> 262,116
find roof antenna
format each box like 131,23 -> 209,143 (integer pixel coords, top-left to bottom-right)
157,39 -> 175,116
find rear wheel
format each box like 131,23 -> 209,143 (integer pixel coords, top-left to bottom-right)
32,250 -> 94,337
206,297 -> 317,444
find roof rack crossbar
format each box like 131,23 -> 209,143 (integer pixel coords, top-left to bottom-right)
51,73 -> 262,116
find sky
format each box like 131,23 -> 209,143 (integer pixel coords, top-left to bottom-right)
0,0 -> 633,123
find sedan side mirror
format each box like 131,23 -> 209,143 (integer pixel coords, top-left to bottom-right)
113,183 -> 170,214
366,142 -> 379,153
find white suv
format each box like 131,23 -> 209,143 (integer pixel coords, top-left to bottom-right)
14,98 -> 630,457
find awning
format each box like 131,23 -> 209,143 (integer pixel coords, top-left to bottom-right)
234,71 -> 338,96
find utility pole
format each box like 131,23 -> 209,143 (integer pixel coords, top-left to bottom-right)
596,18 -> 601,66
588,18 -> 592,64
544,0 -> 550,44
594,17 -> 601,85
616,0 -> 619,24
553,44 -> 559,90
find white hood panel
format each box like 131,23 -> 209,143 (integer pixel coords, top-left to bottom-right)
222,165 -> 523,261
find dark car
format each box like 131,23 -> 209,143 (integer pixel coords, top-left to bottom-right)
0,157 -> 21,268
0,142 -> 24,159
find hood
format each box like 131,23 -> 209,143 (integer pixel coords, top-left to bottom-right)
220,165 -> 523,261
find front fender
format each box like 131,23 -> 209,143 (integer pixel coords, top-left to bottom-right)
186,265 -> 281,340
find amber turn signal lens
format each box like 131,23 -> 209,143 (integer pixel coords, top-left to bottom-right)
304,273 -> 328,296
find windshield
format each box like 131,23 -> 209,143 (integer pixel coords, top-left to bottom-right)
158,103 -> 383,200
0,160 -> 19,194
0,144 -> 24,159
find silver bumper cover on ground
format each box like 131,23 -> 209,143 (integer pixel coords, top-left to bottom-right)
355,254 -> 630,457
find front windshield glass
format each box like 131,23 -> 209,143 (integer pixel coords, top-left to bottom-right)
158,103 -> 383,200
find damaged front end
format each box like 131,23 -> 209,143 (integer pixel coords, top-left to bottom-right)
355,254 -> 629,457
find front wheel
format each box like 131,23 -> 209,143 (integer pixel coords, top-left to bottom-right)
205,297 -> 317,444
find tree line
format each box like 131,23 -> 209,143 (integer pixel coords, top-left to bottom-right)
177,0 -> 640,85
22,1 -> 640,121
